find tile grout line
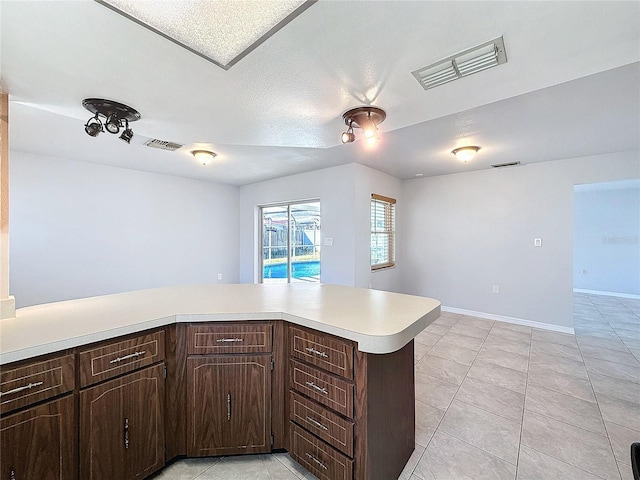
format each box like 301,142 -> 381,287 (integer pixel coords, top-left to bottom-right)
513,325 -> 533,480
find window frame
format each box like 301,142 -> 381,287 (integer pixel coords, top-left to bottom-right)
370,193 -> 396,271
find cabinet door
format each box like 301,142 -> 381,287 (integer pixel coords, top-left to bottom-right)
0,395 -> 76,480
188,355 -> 272,456
124,363 -> 165,480
80,363 -> 165,480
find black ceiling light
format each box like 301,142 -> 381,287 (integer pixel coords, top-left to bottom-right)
84,114 -> 103,137
82,98 -> 141,142
119,119 -> 134,144
341,106 -> 386,145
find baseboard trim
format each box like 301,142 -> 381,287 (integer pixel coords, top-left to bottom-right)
573,289 -> 640,300
441,306 -> 575,335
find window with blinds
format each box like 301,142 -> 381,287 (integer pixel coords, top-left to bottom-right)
371,194 -> 396,270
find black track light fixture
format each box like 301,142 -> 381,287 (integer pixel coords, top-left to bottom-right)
341,106 -> 386,145
84,114 -> 104,137
119,119 -> 134,144
82,98 -> 141,143
105,114 -> 121,134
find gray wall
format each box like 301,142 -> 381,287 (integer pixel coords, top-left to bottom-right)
10,152 -> 240,308
238,163 -> 403,290
400,151 -> 639,329
10,149 -> 639,329
573,180 -> 640,295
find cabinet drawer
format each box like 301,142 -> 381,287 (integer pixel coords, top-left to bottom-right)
290,326 -> 354,380
79,330 -> 165,387
187,323 -> 272,354
0,354 -> 75,414
290,390 -> 354,457
290,422 -> 353,480
290,359 -> 353,418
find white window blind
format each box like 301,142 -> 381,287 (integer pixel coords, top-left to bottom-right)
371,194 -> 396,270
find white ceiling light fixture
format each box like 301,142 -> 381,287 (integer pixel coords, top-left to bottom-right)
452,146 -> 480,162
192,150 -> 217,166
96,0 -> 317,70
341,106 -> 386,145
412,36 -> 507,90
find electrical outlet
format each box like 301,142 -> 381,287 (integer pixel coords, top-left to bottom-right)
324,237 -> 333,246
217,273 -> 223,280
492,284 -> 500,294
581,269 -> 588,275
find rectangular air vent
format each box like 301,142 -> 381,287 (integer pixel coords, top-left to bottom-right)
491,161 -> 521,168
412,36 -> 507,90
144,139 -> 184,151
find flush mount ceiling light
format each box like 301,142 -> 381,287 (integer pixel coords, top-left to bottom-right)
96,0 -> 317,70
452,146 -> 480,163
82,98 -> 140,143
412,36 -> 507,90
341,106 -> 386,145
192,150 -> 217,166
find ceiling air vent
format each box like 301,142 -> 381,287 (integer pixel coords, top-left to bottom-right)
144,139 -> 184,151
491,161 -> 521,168
412,36 -> 507,90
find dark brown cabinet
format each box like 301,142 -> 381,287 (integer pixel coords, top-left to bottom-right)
186,322 -> 273,457
79,363 -> 165,480
187,355 -> 272,456
0,394 -> 76,480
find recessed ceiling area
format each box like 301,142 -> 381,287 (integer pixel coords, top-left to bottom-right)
96,0 -> 316,69
1,1 -> 639,186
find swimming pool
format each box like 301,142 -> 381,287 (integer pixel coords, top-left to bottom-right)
263,261 -> 320,279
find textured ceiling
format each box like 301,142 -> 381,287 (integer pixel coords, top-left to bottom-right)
2,1 -> 639,186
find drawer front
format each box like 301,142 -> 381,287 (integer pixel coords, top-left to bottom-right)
290,359 -> 353,418
187,323 -> 272,354
290,422 -> 353,480
0,354 -> 75,414
290,326 -> 354,380
79,330 -> 165,387
290,390 -> 354,457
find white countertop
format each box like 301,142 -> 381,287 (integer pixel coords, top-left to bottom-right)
0,283 -> 441,364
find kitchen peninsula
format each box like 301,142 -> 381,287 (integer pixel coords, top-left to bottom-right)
0,283 -> 440,480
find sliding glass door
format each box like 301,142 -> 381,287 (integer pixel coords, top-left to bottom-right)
260,201 -> 320,283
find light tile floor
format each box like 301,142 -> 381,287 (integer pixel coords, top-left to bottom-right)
151,294 -> 640,480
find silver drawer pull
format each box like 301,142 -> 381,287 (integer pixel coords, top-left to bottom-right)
216,338 -> 244,343
305,347 -> 328,358
305,381 -> 328,395
110,350 -> 146,364
306,416 -> 329,431
306,453 -> 328,470
0,381 -> 44,397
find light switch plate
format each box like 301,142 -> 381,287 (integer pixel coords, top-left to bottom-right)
534,238 -> 542,247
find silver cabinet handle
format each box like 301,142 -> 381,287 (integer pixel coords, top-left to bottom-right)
216,338 -> 244,343
227,393 -> 232,420
306,453 -> 328,470
305,347 -> 328,358
305,381 -> 328,395
110,350 -> 146,364
0,381 -> 44,397
124,418 -> 129,449
306,416 -> 328,431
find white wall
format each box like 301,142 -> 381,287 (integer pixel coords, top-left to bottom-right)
10,152 -> 240,308
401,151 -> 639,329
238,163 -> 403,288
239,164 -> 357,286
353,164 -> 403,291
574,181 -> 640,295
